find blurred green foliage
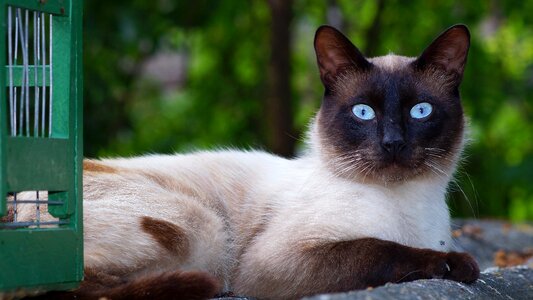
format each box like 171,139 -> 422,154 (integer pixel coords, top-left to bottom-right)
83,0 -> 533,221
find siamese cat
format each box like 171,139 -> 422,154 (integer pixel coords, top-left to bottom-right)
18,24 -> 479,299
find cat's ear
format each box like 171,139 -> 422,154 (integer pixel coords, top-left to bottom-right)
413,25 -> 470,82
314,25 -> 371,89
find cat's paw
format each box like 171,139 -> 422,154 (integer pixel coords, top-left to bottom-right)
413,251 -> 479,283
443,251 -> 480,283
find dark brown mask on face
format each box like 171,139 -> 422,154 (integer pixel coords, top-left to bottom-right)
313,25 -> 470,183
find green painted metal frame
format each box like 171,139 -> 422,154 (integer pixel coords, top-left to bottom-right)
0,0 -> 83,293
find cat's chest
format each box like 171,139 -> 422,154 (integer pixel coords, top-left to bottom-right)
274,176 -> 451,251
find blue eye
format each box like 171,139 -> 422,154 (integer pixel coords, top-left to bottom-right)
352,104 -> 375,120
410,102 -> 433,119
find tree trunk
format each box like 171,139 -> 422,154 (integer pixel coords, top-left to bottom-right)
266,0 -> 295,158
364,0 -> 385,56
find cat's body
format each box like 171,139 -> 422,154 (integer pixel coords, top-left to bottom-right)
18,25 -> 479,299
81,129 -> 452,294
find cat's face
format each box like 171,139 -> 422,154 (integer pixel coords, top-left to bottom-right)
313,25 -> 470,183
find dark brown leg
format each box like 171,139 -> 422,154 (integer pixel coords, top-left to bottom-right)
302,238 -> 479,292
236,237 -> 479,299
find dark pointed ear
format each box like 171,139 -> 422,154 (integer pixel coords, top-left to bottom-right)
413,24 -> 470,82
314,25 -> 371,89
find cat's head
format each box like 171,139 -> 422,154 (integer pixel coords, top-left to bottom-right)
312,25 -> 470,183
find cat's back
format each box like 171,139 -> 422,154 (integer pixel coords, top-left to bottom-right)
84,149 -> 283,178
83,149 -> 286,201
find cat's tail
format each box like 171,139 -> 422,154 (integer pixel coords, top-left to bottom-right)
27,270 -> 221,300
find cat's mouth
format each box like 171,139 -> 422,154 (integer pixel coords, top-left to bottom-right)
359,149 -> 452,183
328,153 -> 425,183
332,148 -> 433,183
373,160 -> 424,182
322,137 -> 455,184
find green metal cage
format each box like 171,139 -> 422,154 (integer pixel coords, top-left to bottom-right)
0,0 -> 83,294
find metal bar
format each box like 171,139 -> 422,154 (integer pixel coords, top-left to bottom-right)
8,7 -> 15,136
1,0 -> 8,219
13,8 -> 19,136
37,13 -> 42,136
42,14 -> 48,136
0,220 -> 69,229
24,9 -> 30,136
17,9 -> 25,136
49,14 -> 53,137
34,12 -> 40,136
19,9 -> 25,135
36,191 -> 41,227
6,200 -> 63,205
12,193 -> 17,223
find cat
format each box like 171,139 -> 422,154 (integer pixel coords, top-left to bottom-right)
19,24 -> 479,300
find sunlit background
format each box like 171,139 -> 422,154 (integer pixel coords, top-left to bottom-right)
83,0 -> 533,221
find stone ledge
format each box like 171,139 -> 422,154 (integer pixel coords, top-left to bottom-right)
304,266 -> 532,300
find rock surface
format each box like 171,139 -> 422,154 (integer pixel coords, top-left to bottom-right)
216,219 -> 533,300
451,219 -> 533,270
304,266 -> 532,300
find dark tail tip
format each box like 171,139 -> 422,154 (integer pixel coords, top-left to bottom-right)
26,270 -> 221,300
115,270 -> 221,300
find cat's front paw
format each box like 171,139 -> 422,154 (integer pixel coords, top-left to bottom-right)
413,251 -> 479,283
443,251 -> 480,283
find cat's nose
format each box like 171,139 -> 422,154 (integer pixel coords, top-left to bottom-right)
382,136 -> 406,155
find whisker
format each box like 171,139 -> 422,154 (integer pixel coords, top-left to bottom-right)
395,269 -> 423,283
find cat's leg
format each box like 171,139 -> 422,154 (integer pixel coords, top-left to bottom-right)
234,237 -> 479,299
